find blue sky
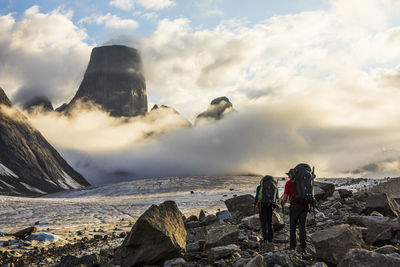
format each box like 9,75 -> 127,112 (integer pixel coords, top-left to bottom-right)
2,0 -> 400,178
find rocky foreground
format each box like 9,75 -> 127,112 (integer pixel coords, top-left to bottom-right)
1,178 -> 400,266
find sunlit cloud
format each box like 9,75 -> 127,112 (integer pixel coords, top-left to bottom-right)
79,13 -> 139,31
110,0 -> 175,11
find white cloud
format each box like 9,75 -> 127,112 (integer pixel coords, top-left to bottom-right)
205,9 -> 224,17
110,0 -> 135,11
79,13 -> 139,31
0,6 -> 91,105
142,12 -> 159,20
110,0 -> 175,11
137,0 -> 175,10
133,11 -> 159,20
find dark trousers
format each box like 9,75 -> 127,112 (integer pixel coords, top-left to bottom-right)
289,205 -> 308,249
259,204 -> 273,242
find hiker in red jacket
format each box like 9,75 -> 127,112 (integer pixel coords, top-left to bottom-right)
281,168 -> 308,252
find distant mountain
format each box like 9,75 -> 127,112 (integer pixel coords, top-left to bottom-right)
23,96 -> 54,113
59,45 -> 148,117
0,88 -> 89,196
150,104 -> 192,127
195,96 -> 236,124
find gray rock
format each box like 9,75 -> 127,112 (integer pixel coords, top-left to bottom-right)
241,210 -> 284,231
347,216 -> 395,244
12,226 -> 37,240
373,245 -> 399,255
366,193 -> 399,217
204,225 -> 240,249
113,201 -> 187,266
200,214 -> 219,226
209,244 -> 239,261
311,262 -> 328,267
217,210 -> 232,222
244,255 -> 263,267
260,242 -> 276,252
314,181 -> 335,198
232,257 -> 248,267
338,248 -> 400,267
186,227 -> 205,243
186,240 -> 205,253
314,186 -> 325,201
58,254 -> 101,267
163,257 -> 186,267
338,189 -> 353,199
263,251 -> 292,267
225,194 -> 256,217
65,45 -> 147,117
311,224 -> 364,264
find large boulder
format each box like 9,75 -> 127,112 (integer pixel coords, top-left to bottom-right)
241,210 -> 285,231
204,225 -> 240,249
113,201 -> 187,266
366,193 -> 399,217
225,194 -> 256,217
65,45 -> 147,117
347,216 -> 395,244
338,248 -> 400,267
314,181 -> 335,199
311,224 -> 364,264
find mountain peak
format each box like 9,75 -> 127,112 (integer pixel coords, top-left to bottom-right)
65,45 -> 148,117
0,88 -> 12,107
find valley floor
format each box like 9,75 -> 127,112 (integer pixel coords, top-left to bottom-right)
0,175 -> 393,266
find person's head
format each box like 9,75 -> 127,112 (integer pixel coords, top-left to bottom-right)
286,168 -> 294,179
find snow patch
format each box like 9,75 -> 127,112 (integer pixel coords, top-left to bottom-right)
0,180 -> 16,189
20,182 -> 46,194
0,163 -> 18,178
27,233 -> 62,242
60,170 -> 83,189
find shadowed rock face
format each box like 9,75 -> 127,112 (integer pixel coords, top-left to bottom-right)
0,88 -> 89,196
23,96 -> 54,112
69,45 -> 147,117
195,96 -> 235,124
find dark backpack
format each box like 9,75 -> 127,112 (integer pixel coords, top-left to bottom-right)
259,175 -> 277,206
291,163 -> 315,205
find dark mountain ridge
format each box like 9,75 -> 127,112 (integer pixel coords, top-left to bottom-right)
0,88 -> 89,196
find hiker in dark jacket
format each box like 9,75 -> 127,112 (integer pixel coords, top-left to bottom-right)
281,168 -> 308,252
254,175 -> 279,243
